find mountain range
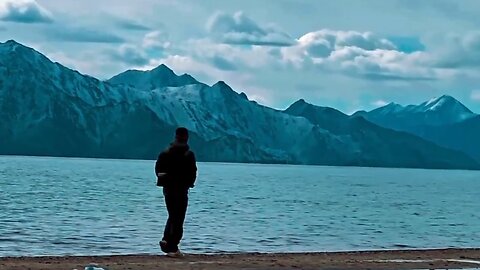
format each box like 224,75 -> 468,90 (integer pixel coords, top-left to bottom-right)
0,40 -> 478,169
354,96 -> 480,162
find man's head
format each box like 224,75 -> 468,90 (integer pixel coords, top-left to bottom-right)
175,127 -> 189,143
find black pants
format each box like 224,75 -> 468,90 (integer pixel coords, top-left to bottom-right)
162,188 -> 188,252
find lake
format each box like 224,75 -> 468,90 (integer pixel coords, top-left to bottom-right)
0,156 -> 479,256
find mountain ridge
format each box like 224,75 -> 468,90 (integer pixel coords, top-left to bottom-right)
353,95 -> 477,129
0,40 -> 479,169
353,95 -> 480,161
107,63 -> 201,90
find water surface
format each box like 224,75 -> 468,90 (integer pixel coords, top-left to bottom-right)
1,156 -> 479,256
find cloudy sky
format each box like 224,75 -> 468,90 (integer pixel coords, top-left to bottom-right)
1,0 -> 480,113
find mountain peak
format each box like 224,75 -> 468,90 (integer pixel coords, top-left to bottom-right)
285,98 -> 347,118
212,80 -> 231,89
0,40 -> 56,71
296,98 -> 307,104
376,102 -> 404,113
422,94 -> 473,114
425,94 -> 454,105
239,92 -> 248,100
1,39 -> 27,52
425,95 -> 464,108
107,64 -> 199,89
363,94 -> 476,128
152,63 -> 173,72
1,39 -> 24,46
287,99 -> 310,109
3,39 -> 19,45
150,64 -> 176,77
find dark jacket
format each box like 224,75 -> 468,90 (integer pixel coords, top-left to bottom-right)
155,142 -> 197,189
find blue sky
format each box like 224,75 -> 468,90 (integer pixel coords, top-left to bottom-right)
1,0 -> 480,114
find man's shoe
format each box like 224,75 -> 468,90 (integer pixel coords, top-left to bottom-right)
166,250 -> 184,258
159,240 -> 168,253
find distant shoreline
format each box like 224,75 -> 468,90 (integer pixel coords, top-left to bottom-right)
1,154 -> 479,171
1,248 -> 479,270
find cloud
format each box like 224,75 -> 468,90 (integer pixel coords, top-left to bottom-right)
280,29 -> 438,81
107,31 -> 171,66
109,44 -> 150,66
295,29 -> 396,59
332,47 -> 435,81
398,0 -> 479,25
430,32 -> 480,69
206,11 -> 294,46
45,50 -> 116,79
0,0 -> 53,23
143,30 -> 170,50
48,26 -> 124,43
186,38 -> 280,70
210,55 -> 237,71
372,100 -> 388,107
471,90 -> 480,101
115,19 -> 151,31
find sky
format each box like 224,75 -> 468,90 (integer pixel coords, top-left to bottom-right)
1,0 -> 480,114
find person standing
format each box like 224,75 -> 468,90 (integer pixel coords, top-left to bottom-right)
155,127 -> 197,257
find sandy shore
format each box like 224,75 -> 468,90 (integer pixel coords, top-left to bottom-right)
1,248 -> 480,270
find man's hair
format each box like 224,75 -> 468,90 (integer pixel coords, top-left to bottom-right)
175,127 -> 189,143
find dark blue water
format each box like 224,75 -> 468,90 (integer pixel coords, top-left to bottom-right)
0,156 -> 479,256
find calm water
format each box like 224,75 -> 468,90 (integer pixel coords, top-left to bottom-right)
0,156 -> 479,256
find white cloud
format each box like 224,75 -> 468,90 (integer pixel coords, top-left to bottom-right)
296,30 -> 396,58
427,31 -> 480,69
206,11 -> 294,46
110,44 -> 149,66
186,38 -> 279,70
280,29 -> 438,80
143,30 -> 170,50
45,50 -> 116,79
372,99 -> 388,107
0,0 -> 53,23
46,24 -> 124,43
471,90 -> 480,101
105,31 -> 172,66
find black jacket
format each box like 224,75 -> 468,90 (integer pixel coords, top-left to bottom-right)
155,142 -> 197,189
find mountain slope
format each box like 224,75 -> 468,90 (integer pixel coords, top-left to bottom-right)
415,116 -> 480,161
285,99 -> 479,169
354,95 -> 476,132
0,40 -> 478,169
353,95 -> 480,161
0,41 -> 279,162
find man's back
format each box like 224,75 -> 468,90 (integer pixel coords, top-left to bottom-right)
156,142 -> 197,189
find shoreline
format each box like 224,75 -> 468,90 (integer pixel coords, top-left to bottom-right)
2,248 -> 480,270
2,154 -> 479,172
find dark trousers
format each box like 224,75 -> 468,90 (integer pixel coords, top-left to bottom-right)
162,188 -> 188,252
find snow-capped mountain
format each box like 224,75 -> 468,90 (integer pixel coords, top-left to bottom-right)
354,95 -> 476,131
0,40 -> 479,169
353,95 -> 480,162
285,99 -> 478,168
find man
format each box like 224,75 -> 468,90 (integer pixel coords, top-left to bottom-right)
155,127 -> 197,258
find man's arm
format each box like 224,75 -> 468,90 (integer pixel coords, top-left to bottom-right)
188,152 -> 197,188
155,152 -> 168,176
